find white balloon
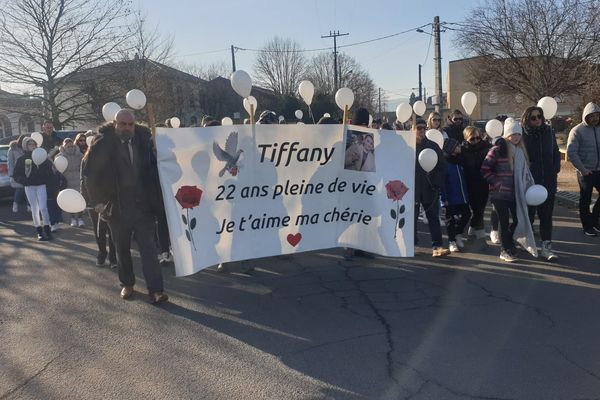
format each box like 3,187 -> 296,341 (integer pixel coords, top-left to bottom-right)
505,117 -> 515,125
57,189 -> 87,213
53,155 -> 68,173
526,184 -> 548,206
32,148 -> 47,166
170,117 -> 181,128
298,80 -> 314,105
31,132 -> 44,147
418,148 -> 438,172
323,113 -> 331,118
425,129 -> 444,149
125,89 -> 146,110
86,136 -> 94,147
243,96 -> 258,116
221,117 -> 233,126
102,102 -> 121,122
537,96 -> 558,119
485,119 -> 504,137
230,70 -> 252,98
295,109 -> 303,119
335,87 -> 354,110
461,91 -> 478,115
395,103 -> 413,123
413,100 -> 426,116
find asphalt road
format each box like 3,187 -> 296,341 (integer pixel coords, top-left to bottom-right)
1,201 -> 600,400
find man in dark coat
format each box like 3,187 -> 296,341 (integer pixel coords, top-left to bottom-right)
41,121 -> 61,153
443,109 -> 466,142
82,109 -> 167,303
414,118 -> 449,257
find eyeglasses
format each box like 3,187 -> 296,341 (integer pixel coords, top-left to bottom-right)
529,114 -> 542,121
468,136 -> 481,142
452,118 -> 463,122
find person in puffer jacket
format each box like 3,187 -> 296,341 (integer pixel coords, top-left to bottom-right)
521,106 -> 560,261
567,102 -> 600,236
441,138 -> 471,253
12,137 -> 54,241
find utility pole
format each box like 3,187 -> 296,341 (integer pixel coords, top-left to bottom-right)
321,30 -> 349,94
433,16 -> 443,113
418,64 -> 423,101
231,45 -> 236,73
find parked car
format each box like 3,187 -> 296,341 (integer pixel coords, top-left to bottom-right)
0,144 -> 15,199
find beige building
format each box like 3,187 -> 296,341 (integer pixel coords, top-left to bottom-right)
447,57 -> 582,121
0,89 -> 41,139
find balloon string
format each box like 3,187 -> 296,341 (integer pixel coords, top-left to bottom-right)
309,106 -> 315,124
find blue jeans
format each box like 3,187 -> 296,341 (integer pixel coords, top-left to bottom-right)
13,187 -> 27,205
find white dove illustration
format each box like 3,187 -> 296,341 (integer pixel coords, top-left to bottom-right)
213,131 -> 243,177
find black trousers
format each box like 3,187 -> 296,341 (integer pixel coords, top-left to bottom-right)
577,171 -> 600,230
89,209 -> 116,262
109,209 -> 164,293
446,204 -> 471,241
528,192 -> 555,241
155,209 -> 171,254
490,206 -> 499,231
468,190 -> 488,230
492,199 -> 517,252
415,194 -> 443,247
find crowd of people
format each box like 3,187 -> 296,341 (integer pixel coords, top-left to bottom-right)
4,101 -> 600,302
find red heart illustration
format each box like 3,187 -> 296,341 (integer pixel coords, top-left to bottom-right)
287,233 -> 302,247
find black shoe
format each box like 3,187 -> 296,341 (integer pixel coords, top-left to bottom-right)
96,252 -> 107,267
43,225 -> 53,240
593,225 -> 600,234
583,228 -> 597,237
36,226 -> 46,241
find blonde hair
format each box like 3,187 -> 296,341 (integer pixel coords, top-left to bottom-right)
506,138 -> 529,170
463,126 -> 480,142
75,133 -> 86,144
426,112 -> 441,130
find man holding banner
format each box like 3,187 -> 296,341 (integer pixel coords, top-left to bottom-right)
82,109 -> 168,303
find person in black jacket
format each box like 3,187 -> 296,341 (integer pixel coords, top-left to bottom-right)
443,109 -> 466,142
12,137 -> 54,240
521,106 -> 561,261
414,118 -> 449,257
461,126 -> 492,248
82,109 -> 167,303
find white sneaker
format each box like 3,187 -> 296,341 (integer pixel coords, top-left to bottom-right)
500,250 -> 517,262
449,241 -> 460,253
490,230 -> 500,244
70,218 -> 77,227
12,202 -> 18,213
540,241 -> 558,261
77,218 -> 85,227
50,223 -> 59,232
455,234 -> 465,248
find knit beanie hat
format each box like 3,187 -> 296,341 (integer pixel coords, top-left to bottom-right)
503,121 -> 522,138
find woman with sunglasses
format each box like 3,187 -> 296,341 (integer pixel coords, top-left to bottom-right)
461,126 -> 492,248
521,106 -> 561,261
427,112 -> 442,131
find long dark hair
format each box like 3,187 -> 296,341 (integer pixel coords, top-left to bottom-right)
521,106 -> 545,128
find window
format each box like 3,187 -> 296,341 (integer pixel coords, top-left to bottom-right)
489,92 -> 498,104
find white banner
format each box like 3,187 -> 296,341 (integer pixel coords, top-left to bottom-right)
156,124 -> 415,276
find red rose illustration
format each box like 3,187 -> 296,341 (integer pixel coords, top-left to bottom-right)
175,186 -> 203,209
385,180 -> 408,201
230,167 -> 238,177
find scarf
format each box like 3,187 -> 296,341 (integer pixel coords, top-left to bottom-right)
511,143 -> 537,257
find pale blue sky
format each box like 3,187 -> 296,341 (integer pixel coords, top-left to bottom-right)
139,0 -> 479,107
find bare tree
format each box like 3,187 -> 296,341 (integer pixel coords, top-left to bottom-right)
121,10 -> 174,64
177,61 -> 230,81
306,52 -> 377,111
454,0 -> 600,102
0,0 -> 132,128
254,37 -> 307,95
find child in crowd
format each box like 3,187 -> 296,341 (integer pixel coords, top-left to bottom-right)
441,138 -> 471,253
12,137 -> 54,241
